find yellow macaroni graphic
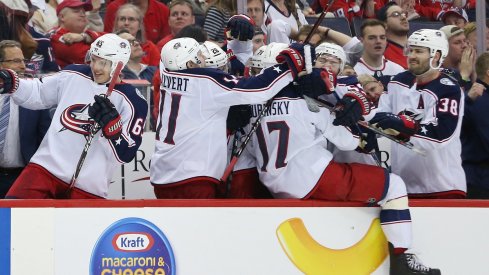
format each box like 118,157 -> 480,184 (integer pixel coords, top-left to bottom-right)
276,218 -> 388,275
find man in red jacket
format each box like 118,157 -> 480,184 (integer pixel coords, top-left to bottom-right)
50,0 -> 103,68
104,0 -> 171,44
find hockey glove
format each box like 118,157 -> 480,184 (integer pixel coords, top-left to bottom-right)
276,43 -> 314,79
227,104 -> 252,132
225,14 -> 255,41
370,111 -> 420,142
354,127 -> 378,154
296,68 -> 335,99
333,90 -> 371,128
0,69 -> 19,94
227,49 -> 245,76
88,95 -> 123,140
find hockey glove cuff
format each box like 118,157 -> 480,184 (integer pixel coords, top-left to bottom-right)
0,69 -> 19,94
88,95 -> 123,140
333,91 -> 371,128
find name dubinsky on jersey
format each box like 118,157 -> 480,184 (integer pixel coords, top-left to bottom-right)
12,65 -> 148,197
151,63 -> 293,185
377,71 -> 466,195
247,85 -> 359,199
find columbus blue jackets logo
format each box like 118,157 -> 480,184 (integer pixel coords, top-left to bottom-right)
60,104 -> 95,136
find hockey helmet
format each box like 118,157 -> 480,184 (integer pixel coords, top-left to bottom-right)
407,29 -> 448,70
89,33 -> 131,78
201,41 -> 228,69
315,42 -> 346,73
261,42 -> 288,68
249,45 -> 267,69
161,37 -> 202,71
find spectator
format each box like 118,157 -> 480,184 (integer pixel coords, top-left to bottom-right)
437,7 -> 468,28
461,52 -> 489,199
464,21 -> 489,52
440,25 -> 475,90
354,19 -> 404,88
50,0 -> 102,68
203,0 -> 236,46
104,0 -> 171,44
264,0 -> 308,43
117,30 -> 157,83
247,0 -> 266,32
156,0 -> 195,51
376,2 -> 410,69
251,28 -> 266,53
0,40 -> 51,198
113,4 -> 160,66
295,25 -> 324,47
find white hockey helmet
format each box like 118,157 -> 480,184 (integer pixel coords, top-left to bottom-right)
315,42 -> 346,73
161,37 -> 202,71
261,42 -> 288,68
201,41 -> 228,69
249,45 -> 267,69
89,33 -> 131,78
407,29 -> 448,70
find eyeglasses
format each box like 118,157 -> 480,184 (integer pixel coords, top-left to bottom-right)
127,39 -> 141,47
118,16 -> 139,23
388,11 -> 408,18
0,58 -> 29,64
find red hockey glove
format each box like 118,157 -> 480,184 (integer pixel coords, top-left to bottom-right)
225,14 -> 255,41
88,95 -> 123,140
0,69 -> 19,94
370,111 -> 421,142
333,90 -> 371,128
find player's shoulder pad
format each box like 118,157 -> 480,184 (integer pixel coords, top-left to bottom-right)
62,64 -> 92,77
390,70 -> 416,87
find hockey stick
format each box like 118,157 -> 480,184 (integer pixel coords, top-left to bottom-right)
65,61 -> 124,197
220,0 -> 336,183
307,96 -> 427,155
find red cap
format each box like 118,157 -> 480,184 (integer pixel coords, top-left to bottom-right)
56,0 -> 93,16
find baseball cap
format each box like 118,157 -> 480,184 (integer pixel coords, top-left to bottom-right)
376,2 -> 398,22
440,25 -> 464,40
438,7 -> 468,23
56,0 -> 93,16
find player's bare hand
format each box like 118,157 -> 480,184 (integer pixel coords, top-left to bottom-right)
467,83 -> 485,101
459,45 -> 475,81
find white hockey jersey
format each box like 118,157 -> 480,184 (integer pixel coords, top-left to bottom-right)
150,63 -> 293,185
249,85 -> 359,198
354,57 -> 405,87
12,65 -> 148,197
376,71 -> 466,195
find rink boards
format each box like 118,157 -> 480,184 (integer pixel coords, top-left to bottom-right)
0,199 -> 488,275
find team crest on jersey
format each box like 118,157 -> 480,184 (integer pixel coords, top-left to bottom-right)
60,104 -> 95,136
440,78 -> 455,86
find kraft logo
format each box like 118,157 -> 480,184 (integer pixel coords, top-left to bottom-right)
112,232 -> 154,252
90,218 -> 176,275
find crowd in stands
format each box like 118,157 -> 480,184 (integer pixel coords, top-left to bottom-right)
0,0 -> 489,201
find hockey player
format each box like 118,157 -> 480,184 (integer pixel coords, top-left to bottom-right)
151,35 -> 315,199
248,65 -> 441,275
0,34 -> 148,199
368,29 -> 466,198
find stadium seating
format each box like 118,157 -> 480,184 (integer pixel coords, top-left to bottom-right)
408,20 -> 445,35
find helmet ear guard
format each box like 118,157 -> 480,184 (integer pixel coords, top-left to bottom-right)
407,29 -> 448,70
161,38 -> 202,71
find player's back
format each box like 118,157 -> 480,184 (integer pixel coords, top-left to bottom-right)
249,85 -> 357,199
